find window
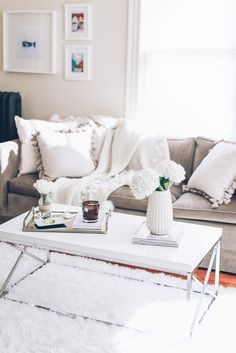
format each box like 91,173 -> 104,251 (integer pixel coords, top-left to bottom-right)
126,0 -> 236,140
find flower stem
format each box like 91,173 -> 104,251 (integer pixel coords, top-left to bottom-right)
156,178 -> 174,191
41,193 -> 48,205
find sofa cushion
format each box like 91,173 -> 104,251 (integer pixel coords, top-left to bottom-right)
8,174 -> 39,198
167,137 -> 195,182
7,193 -> 38,217
109,185 -> 182,212
192,136 -> 217,171
109,186 -> 148,212
173,192 -> 236,224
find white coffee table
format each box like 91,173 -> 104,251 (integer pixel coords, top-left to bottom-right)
0,204 -> 222,334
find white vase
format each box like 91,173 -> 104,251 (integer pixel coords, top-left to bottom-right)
146,190 -> 173,235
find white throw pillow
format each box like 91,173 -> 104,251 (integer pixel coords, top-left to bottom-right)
49,114 -> 106,162
33,129 -> 96,180
15,116 -> 78,174
185,141 -> 236,207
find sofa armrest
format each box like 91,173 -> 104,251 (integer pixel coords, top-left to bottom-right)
0,140 -> 20,210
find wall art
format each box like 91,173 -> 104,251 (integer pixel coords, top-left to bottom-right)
64,4 -> 92,40
65,45 -> 91,80
3,11 -> 56,74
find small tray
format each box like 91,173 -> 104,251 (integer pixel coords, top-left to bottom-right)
22,208 -> 110,234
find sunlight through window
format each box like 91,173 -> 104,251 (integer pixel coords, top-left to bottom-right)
127,0 -> 236,140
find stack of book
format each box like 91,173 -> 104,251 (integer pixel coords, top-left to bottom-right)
133,221 -> 183,247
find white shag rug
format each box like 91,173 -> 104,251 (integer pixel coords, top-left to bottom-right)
0,243 -> 235,353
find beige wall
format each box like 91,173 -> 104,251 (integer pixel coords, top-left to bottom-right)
0,0 -> 128,119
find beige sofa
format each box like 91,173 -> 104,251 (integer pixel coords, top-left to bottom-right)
0,136 -> 236,273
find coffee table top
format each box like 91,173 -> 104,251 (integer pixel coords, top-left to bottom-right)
0,204 -> 222,275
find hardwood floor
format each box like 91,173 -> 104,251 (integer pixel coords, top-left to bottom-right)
108,260 -> 236,288
195,269 -> 236,288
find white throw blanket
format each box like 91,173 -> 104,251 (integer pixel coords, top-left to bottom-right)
52,118 -> 169,206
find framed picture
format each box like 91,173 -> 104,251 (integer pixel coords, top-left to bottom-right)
3,11 -> 56,74
65,45 -> 91,80
64,4 -> 92,40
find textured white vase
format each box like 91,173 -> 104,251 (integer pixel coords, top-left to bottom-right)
146,190 -> 173,235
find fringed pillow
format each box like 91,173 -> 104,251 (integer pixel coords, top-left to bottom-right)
183,141 -> 236,208
49,114 -> 106,162
15,115 -> 78,174
32,128 -> 96,180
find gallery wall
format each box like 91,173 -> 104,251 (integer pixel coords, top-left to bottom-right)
0,0 -> 128,119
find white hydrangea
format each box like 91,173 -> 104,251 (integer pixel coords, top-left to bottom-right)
33,179 -> 56,195
158,160 -> 185,183
130,160 -> 186,199
130,168 -> 160,199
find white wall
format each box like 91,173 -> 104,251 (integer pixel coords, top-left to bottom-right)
0,0 -> 128,119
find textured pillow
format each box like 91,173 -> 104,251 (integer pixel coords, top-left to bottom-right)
32,128 -> 96,180
185,141 -> 236,208
15,116 -> 78,174
49,114 -> 106,162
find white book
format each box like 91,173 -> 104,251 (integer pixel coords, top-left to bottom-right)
133,221 -> 183,247
67,210 -> 106,230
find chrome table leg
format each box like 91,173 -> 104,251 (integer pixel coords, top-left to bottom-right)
190,241 -> 220,335
0,243 -> 48,298
214,240 -> 221,295
186,273 -> 192,301
0,246 -> 26,297
8,243 -> 47,265
46,250 -> 51,263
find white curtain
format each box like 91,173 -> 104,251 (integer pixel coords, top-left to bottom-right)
128,0 -> 236,140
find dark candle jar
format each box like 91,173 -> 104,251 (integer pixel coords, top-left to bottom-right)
82,200 -> 99,223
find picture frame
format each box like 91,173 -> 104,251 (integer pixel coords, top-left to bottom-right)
64,4 -> 92,40
65,45 -> 91,80
3,11 -> 56,74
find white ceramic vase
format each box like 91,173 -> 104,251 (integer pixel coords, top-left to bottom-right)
146,190 -> 173,235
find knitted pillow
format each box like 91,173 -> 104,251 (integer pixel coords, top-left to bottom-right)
184,141 -> 236,208
32,128 -> 96,180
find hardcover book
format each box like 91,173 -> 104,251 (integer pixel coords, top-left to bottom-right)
133,221 -> 183,247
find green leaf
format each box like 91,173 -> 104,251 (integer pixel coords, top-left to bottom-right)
163,180 -> 173,190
